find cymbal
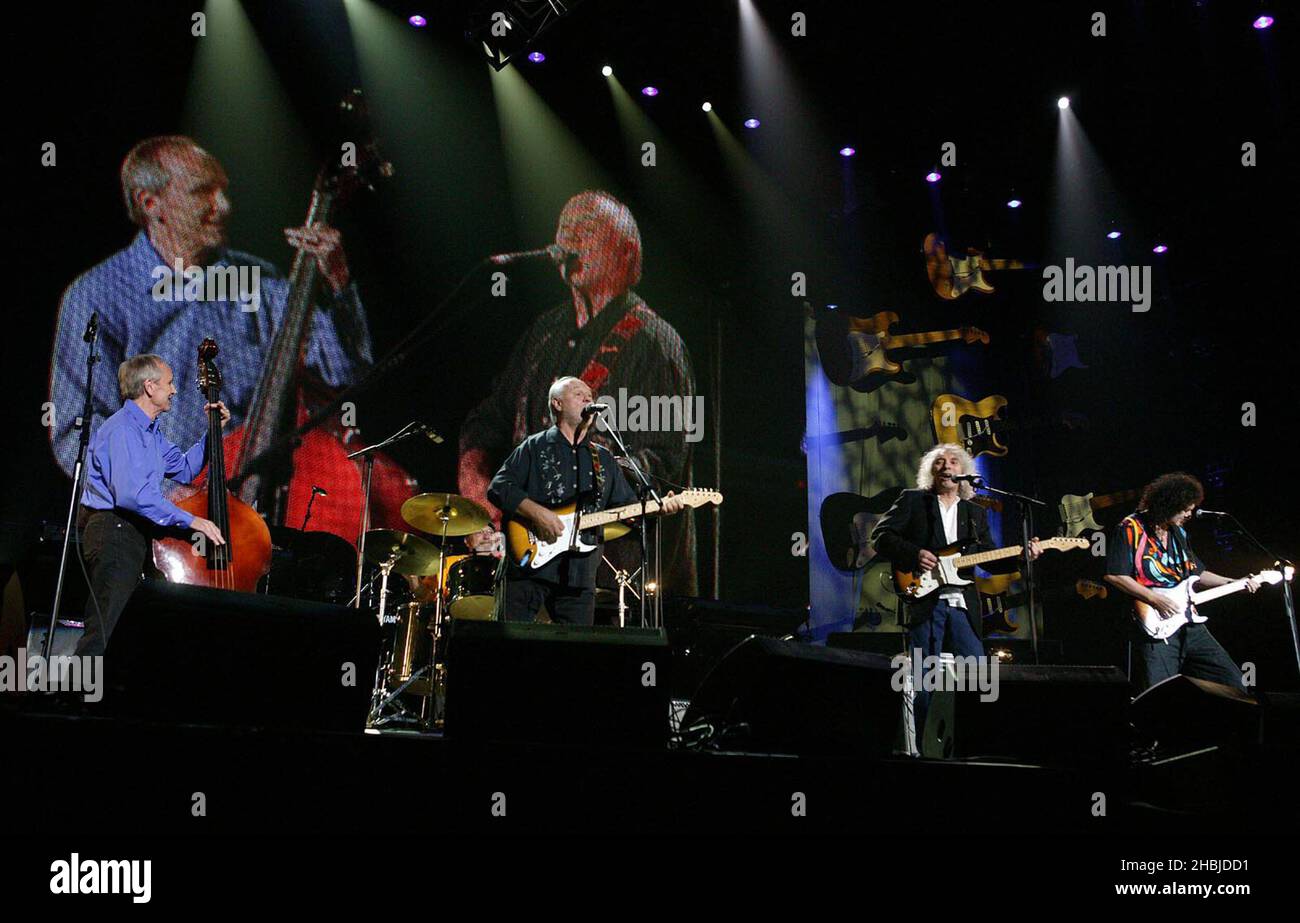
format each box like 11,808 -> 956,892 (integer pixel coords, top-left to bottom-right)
363,530 -> 443,576
402,493 -> 492,538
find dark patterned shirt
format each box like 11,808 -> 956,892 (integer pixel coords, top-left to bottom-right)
489,426 -> 638,587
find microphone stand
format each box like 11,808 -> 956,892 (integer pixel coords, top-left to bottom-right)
45,315 -> 100,661
965,477 -> 1048,665
347,421 -> 425,611
598,411 -> 661,629
1217,514 -> 1300,680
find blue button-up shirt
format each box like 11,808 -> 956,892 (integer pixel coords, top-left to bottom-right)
83,401 -> 208,528
49,231 -> 372,487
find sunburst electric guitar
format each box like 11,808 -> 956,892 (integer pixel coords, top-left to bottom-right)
506,488 -> 723,569
844,311 -> 989,384
892,537 -> 1089,599
931,393 -> 1088,459
924,233 -> 1031,300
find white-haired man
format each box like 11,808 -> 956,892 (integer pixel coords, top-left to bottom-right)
77,354 -> 229,656
872,444 -> 1042,742
487,376 -> 684,625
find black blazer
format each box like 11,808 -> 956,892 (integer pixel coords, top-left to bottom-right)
870,488 -> 1012,631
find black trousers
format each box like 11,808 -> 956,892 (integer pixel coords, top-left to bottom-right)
76,508 -> 149,657
1132,621 -> 1245,692
502,576 -> 596,626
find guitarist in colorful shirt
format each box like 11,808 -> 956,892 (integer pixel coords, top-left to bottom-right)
1103,472 -> 1257,691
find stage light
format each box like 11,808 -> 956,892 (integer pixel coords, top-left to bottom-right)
1107,230 -> 1122,239
744,118 -> 760,128
601,64 -> 613,77
408,14 -> 427,27
701,101 -> 712,112
925,171 -> 941,183
1057,96 -> 1070,109
839,147 -> 855,157
527,51 -> 545,63
1007,199 -> 1022,208
1153,244 -> 1168,253
826,304 -> 838,310
1254,15 -> 1274,30
467,0 -> 586,71
641,86 -> 659,97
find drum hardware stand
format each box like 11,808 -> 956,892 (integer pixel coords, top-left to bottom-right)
601,556 -> 642,628
45,311 -> 99,662
597,412 -> 662,629
347,420 -> 435,609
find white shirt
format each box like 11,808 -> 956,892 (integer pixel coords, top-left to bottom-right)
937,496 -> 966,609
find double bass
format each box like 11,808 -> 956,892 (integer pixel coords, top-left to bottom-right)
153,339 -> 272,590
226,89 -> 414,540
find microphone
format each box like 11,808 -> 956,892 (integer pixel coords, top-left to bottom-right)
1194,509 -> 1229,519
417,422 -> 445,444
311,486 -> 328,498
83,311 -> 98,343
947,474 -> 983,483
488,244 -> 575,266
582,402 -> 609,417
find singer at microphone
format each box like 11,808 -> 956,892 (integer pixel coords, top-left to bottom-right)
1102,471 -> 1259,694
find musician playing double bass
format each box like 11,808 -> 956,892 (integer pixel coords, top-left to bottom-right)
48,136 -> 370,499
76,354 -> 229,657
487,376 -> 684,625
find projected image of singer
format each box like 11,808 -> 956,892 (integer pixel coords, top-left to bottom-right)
488,376 -> 685,625
47,136 -> 371,498
459,190 -> 698,599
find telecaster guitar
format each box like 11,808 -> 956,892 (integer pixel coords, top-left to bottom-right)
506,488 -> 723,569
893,536 -> 1089,599
1132,569 -> 1290,640
931,393 -> 1087,459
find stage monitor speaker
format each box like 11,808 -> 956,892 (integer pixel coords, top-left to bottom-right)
679,636 -> 901,757
924,664 -> 1129,765
664,597 -> 808,699
1130,674 -> 1260,754
107,579 -> 379,731
444,621 -> 671,749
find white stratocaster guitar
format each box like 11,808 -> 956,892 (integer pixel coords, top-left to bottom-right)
505,488 -> 723,569
1132,568 -> 1292,640
892,536 -> 1089,598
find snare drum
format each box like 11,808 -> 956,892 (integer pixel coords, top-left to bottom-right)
388,601 -> 434,694
443,553 -> 499,620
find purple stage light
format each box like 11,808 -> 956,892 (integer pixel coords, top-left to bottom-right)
1007,199 -> 1022,208
839,147 -> 855,157
408,14 -> 427,27
1107,230 -> 1122,240
926,171 -> 941,183
1254,16 -> 1274,30
641,86 -> 659,97
744,118 -> 760,128
1153,244 -> 1168,254
528,51 -> 546,63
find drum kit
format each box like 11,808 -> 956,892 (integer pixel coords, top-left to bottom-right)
362,492 -> 503,730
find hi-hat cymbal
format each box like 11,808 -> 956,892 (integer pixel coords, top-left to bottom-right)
363,530 -> 443,576
402,493 -> 492,537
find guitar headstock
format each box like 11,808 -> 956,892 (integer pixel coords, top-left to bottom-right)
324,89 -> 394,202
678,488 -> 724,509
961,327 -> 991,345
197,337 -> 222,396
874,421 -> 909,444
1075,578 -> 1108,600
1042,536 -> 1091,552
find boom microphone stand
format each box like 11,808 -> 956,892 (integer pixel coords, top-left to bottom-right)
966,476 -> 1048,665
45,312 -> 100,661
1216,513 -> 1300,679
